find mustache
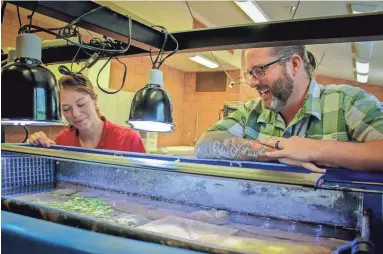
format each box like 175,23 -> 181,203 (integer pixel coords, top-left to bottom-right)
255,86 -> 270,94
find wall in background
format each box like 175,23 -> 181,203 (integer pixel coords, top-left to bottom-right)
181,71 -> 241,146
1,7 -> 59,49
87,60 -> 136,128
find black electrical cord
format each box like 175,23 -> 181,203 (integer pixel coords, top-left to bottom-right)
19,24 -> 132,54
21,125 -> 29,143
185,1 -> 193,21
291,0 -> 301,19
149,26 -> 168,69
16,5 -> 132,96
59,26 -> 128,95
86,36 -> 129,94
1,2 -> 7,24
70,46 -> 82,72
158,32 -> 178,67
16,6 -> 22,27
209,51 -> 237,87
149,25 -> 178,70
83,28 -> 95,40
63,30 -> 128,94
27,3 -> 38,32
18,6 -> 133,55
228,76 -> 245,88
61,27 -> 93,72
66,6 -> 106,29
318,52 -> 325,68
96,56 -> 127,94
75,27 -> 94,57
150,28 -> 168,69
19,5 -> 106,35
58,65 -> 88,85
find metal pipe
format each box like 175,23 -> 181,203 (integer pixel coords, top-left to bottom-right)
1,144 -> 324,187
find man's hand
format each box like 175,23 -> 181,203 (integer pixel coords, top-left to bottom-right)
260,136 -> 321,162
260,136 -> 327,173
248,142 -> 277,162
278,158 -> 326,173
28,131 -> 56,147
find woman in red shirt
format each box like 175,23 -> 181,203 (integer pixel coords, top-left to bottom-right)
28,73 -> 146,153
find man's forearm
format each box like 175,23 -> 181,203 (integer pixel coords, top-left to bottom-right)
195,131 -> 275,161
314,140 -> 383,172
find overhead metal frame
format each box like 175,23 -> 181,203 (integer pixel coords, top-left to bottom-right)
173,12 -> 383,52
2,1 -> 383,64
4,1 -> 167,51
40,45 -> 147,65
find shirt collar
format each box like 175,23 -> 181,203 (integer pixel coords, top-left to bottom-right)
303,79 -> 322,121
257,105 -> 285,129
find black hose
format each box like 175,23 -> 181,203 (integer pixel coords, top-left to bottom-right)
21,125 -> 29,143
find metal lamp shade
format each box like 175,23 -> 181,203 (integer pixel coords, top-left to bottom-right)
1,58 -> 62,125
127,85 -> 174,132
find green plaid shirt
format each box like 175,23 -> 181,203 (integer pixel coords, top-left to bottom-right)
208,79 -> 383,142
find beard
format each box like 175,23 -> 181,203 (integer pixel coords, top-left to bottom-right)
265,70 -> 294,112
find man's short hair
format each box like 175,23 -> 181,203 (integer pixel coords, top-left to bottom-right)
271,46 -> 317,77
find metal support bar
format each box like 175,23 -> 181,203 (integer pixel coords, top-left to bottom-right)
4,2 -> 383,63
6,1 -> 167,51
1,144 -> 323,187
1,45 -> 149,64
41,45 -> 147,64
172,12 -> 383,53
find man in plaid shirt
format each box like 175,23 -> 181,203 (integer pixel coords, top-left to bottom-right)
195,46 -> 383,173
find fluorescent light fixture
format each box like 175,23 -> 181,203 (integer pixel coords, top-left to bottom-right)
189,55 -> 219,68
356,73 -> 368,83
128,121 -> 174,132
351,4 -> 377,14
234,1 -> 269,23
356,61 -> 369,74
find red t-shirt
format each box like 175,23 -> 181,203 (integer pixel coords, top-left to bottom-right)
55,118 -> 146,153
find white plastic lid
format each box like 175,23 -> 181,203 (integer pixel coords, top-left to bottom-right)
147,69 -> 163,86
16,34 -> 42,61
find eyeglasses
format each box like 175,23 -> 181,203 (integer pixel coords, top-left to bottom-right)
244,56 -> 290,82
